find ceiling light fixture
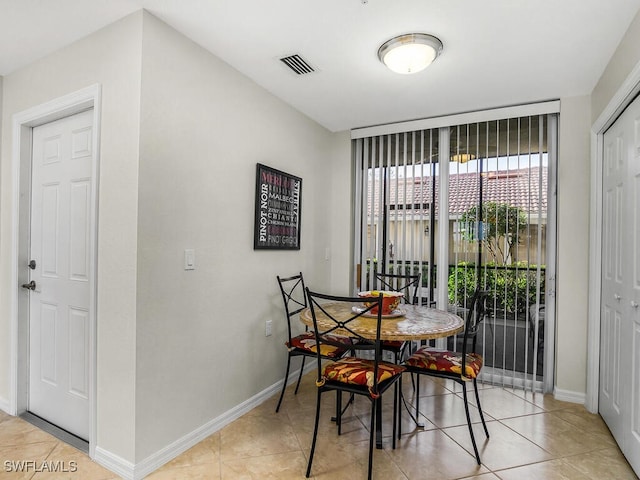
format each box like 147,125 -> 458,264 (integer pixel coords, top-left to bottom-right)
378,33 -> 443,74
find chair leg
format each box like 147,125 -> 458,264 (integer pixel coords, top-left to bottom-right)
337,391 -> 343,435
306,389 -> 322,478
473,378 -> 490,438
294,356 -> 306,395
397,375 -> 403,439
414,372 -> 421,422
275,354 -> 292,413
375,396 -> 383,449
392,382 -> 398,449
367,399 -> 376,480
462,383 -> 481,465
331,392 -> 354,423
397,346 -> 416,391
345,393 -> 355,411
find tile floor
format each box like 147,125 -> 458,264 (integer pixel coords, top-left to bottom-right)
0,373 -> 637,479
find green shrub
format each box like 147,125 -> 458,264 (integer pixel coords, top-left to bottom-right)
447,262 -> 477,308
448,262 -> 545,313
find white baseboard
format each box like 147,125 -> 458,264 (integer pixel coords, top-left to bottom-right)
94,447 -> 136,480
94,364 -> 311,480
0,396 -> 11,415
553,387 -> 586,405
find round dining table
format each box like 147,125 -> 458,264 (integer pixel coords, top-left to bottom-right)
299,302 -> 465,341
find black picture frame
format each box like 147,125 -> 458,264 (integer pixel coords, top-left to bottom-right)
254,163 -> 302,250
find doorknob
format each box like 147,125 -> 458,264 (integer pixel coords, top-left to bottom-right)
21,280 -> 36,290
614,294 -> 622,301
632,301 -> 639,309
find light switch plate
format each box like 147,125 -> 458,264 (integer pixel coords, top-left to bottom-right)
184,249 -> 195,270
265,320 -> 272,336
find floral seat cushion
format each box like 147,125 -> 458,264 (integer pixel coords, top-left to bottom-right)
405,347 -> 483,379
320,357 -> 405,397
286,332 -> 352,358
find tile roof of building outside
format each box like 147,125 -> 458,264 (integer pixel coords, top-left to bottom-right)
369,166 -> 547,218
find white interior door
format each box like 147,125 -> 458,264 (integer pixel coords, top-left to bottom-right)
626,101 -> 640,474
27,109 -> 93,440
599,95 -> 640,475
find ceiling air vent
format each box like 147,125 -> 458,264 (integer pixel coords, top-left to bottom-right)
279,54 -> 315,75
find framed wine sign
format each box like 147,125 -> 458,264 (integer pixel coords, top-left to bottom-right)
254,163 -> 302,250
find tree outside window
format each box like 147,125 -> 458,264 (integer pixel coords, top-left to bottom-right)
459,201 -> 527,265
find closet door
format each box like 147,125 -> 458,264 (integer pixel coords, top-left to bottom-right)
599,95 -> 640,476
626,101 -> 640,474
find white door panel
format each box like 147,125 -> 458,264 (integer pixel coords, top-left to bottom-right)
600,94 -> 640,476
28,109 -> 93,440
600,126 -> 627,441
627,110 -> 640,473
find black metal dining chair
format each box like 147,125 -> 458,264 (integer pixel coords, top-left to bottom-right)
399,288 -> 491,465
375,272 -> 421,364
305,289 -> 405,480
275,273 -> 354,413
374,272 -> 421,305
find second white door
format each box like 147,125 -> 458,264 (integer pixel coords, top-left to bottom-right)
599,94 -> 640,477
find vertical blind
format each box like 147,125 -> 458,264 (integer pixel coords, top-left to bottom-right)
354,129 -> 438,306
353,112 -> 557,392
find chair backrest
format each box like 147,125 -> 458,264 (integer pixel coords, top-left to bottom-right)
461,288 -> 491,374
277,273 -> 308,341
305,288 -> 386,396
374,272 -> 421,305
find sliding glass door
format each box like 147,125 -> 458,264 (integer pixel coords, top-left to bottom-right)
353,108 -> 557,392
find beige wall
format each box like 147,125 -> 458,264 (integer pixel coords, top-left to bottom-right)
591,10 -> 640,123
555,95 -> 592,394
326,133 -> 353,293
0,9 -> 350,468
0,75 -> 3,163
135,13 -> 345,460
0,12 -> 143,462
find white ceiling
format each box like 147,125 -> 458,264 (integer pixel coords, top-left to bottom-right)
2,0 -> 640,132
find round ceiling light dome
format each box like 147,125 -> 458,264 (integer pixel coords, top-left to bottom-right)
378,33 -> 443,74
